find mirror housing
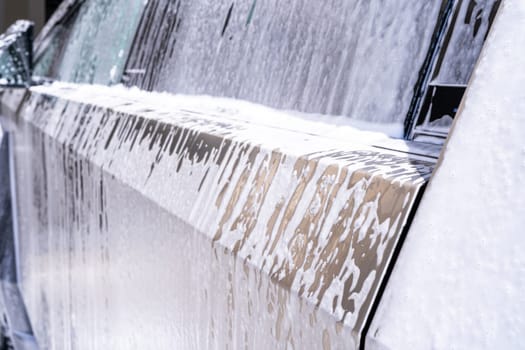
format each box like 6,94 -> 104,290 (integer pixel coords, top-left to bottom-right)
0,20 -> 34,88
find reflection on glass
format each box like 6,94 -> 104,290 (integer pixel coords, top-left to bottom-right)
36,0 -> 145,85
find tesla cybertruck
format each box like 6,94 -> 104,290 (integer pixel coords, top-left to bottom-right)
0,0 -> 523,349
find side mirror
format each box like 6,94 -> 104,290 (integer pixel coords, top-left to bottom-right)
0,20 -> 34,88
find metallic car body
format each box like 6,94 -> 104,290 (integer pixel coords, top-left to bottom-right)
0,0 -> 519,349
2,83 -> 435,348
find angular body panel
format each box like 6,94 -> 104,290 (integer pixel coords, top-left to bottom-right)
6,84 -> 434,348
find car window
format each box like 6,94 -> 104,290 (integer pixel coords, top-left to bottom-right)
33,3 -> 80,79
35,0 -> 145,85
124,0 -> 444,127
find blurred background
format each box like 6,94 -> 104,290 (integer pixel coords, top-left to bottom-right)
0,0 -> 63,33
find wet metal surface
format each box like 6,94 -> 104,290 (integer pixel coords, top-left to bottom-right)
5,84 -> 436,349
0,132 -> 38,350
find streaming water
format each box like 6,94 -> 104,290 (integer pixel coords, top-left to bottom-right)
127,0 -> 444,124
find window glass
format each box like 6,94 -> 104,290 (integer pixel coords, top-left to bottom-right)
407,0 -> 501,142
432,0 -> 501,85
35,0 -> 145,85
33,15 -> 77,79
125,0 -> 444,126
